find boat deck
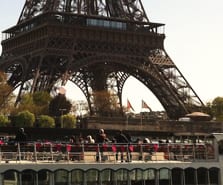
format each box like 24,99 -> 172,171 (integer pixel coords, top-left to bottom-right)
0,142 -> 216,164
0,137 -> 221,185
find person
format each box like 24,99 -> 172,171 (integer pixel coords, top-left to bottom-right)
15,128 -> 28,160
125,132 -> 133,162
143,138 -> 151,144
69,135 -> 76,144
15,128 -> 27,144
143,138 -> 152,161
114,130 -> 131,162
86,135 -> 95,144
95,129 -> 106,143
95,129 -> 107,161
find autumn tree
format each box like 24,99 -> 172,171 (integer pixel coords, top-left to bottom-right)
93,90 -> 121,116
0,71 -> 14,115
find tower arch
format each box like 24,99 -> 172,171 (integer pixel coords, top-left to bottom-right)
0,0 -> 204,119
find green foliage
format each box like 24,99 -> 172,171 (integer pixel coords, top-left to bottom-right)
15,94 -> 35,114
212,97 -> 223,116
14,110 -> 35,127
38,115 -> 55,128
212,97 -> 223,121
216,115 -> 223,122
33,91 -> 51,106
0,114 -> 10,127
62,114 -> 76,128
20,93 -> 33,105
14,91 -> 51,116
205,97 -> 223,121
49,94 -> 72,117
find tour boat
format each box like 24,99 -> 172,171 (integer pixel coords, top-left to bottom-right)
0,132 -> 222,185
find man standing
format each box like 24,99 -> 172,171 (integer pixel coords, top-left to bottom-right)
15,128 -> 28,160
115,130 -> 131,162
15,128 -> 27,144
95,129 -> 107,161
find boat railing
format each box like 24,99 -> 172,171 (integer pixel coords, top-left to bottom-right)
0,142 -> 216,163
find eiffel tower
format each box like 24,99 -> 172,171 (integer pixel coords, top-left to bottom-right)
0,0 -> 204,119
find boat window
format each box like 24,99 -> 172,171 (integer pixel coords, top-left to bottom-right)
209,168 -> 220,185
172,168 -> 183,185
21,170 -> 36,185
143,169 -> 156,185
3,170 -> 19,185
116,169 -> 128,184
130,169 -> 144,185
71,169 -> 84,184
86,169 -> 99,184
159,168 -> 171,185
143,169 -> 155,180
185,168 -> 196,185
38,170 -> 51,185
129,169 -> 143,181
218,139 -> 223,154
197,168 -> 208,185
54,170 -> 68,185
100,169 -> 111,182
3,171 -> 16,181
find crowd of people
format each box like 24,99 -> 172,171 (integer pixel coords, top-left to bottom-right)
68,128 -> 135,162
0,127 -> 213,163
0,127 -> 163,162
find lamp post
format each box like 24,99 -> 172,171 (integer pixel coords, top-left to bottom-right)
59,108 -> 66,128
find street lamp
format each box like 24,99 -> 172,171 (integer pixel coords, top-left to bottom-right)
59,108 -> 66,128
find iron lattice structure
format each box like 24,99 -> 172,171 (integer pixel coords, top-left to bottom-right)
0,0 -> 204,119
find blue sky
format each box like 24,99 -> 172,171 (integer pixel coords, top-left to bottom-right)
1,0 -> 223,112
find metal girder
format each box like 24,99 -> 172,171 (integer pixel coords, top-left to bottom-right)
18,0 -> 148,23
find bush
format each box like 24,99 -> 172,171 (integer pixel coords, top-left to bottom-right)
62,114 -> 76,128
38,115 -> 55,128
14,110 -> 35,127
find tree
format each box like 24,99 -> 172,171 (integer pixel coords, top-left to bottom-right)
0,114 -> 10,127
204,102 -> 213,118
211,97 -> 223,121
62,114 -> 76,128
33,91 -> 51,106
0,71 -> 14,115
38,115 -> 55,128
13,93 -> 35,114
93,90 -> 121,116
14,110 -> 35,127
32,91 -> 51,115
13,91 -> 51,116
49,94 -> 72,117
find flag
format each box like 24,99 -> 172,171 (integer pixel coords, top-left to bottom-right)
142,100 -> 152,111
127,99 -> 135,111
